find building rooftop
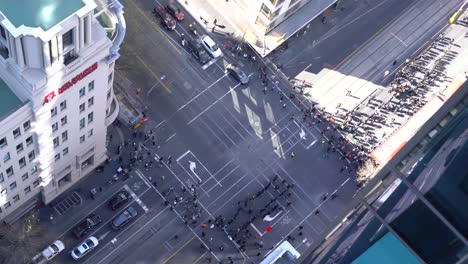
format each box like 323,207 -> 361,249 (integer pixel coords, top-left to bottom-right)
0,0 -> 85,31
0,78 -> 22,120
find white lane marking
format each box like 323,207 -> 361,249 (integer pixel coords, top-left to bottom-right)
135,169 -> 151,188
390,32 -> 408,47
93,207 -> 169,264
187,74 -> 254,125
123,184 -> 149,212
165,133 -> 176,142
250,223 -> 263,237
176,73 -> 228,112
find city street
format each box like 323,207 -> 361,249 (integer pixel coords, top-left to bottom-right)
28,0 -> 465,263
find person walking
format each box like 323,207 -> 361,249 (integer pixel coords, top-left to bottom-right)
290,151 -> 296,158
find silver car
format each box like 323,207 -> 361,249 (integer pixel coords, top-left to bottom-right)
71,236 -> 99,260
200,35 -> 222,58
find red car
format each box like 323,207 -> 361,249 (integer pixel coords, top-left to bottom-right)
165,4 -> 184,21
153,6 -> 176,30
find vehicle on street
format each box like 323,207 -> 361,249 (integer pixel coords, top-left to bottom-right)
72,213 -> 102,239
41,240 -> 65,260
188,39 -> 211,64
109,190 -> 131,210
111,207 -> 138,230
71,237 -> 99,260
165,4 -> 184,21
226,64 -> 249,84
200,35 -> 222,58
153,6 -> 176,30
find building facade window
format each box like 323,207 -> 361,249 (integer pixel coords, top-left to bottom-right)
54,153 -> 60,161
52,122 -> 59,132
0,137 -> 6,148
28,150 -> 35,161
51,107 -> 58,117
0,188 -> 6,196
88,97 -> 94,107
13,194 -> 19,202
19,157 -> 26,168
33,179 -> 40,188
108,73 -> 113,83
6,166 -> 13,177
26,136 -> 33,146
80,118 -> 85,129
24,186 -> 31,194
23,120 -> 31,131
9,181 -> 16,190
60,100 -> 67,111
260,4 -> 273,18
16,143 -> 23,153
79,103 -> 85,113
88,129 -> 93,138
80,135 -> 85,143
62,130 -> 68,142
63,147 -> 69,156
0,173 -> 3,183
3,152 -> 10,162
61,116 -> 68,126
88,81 -> 94,91
88,112 -> 94,123
4,202 -> 11,208
21,173 -> 28,181
53,137 -> 59,148
31,165 -> 38,174
13,127 -> 21,138
79,87 -> 85,97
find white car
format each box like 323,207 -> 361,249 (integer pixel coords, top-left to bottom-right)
41,240 -> 65,260
200,35 -> 222,58
71,236 -> 99,260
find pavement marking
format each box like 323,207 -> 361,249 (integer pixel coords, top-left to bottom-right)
162,236 -> 196,264
201,57 -> 220,70
93,206 -> 170,264
205,164 -> 240,193
128,0 -> 182,55
135,169 -> 152,188
135,54 -> 172,94
212,158 -> 236,177
123,184 -> 149,212
165,133 -> 176,143
175,73 -> 228,112
250,223 -> 263,237
187,74 -> 254,125
390,32 -> 408,47
193,251 -> 210,264
56,186 -> 131,240
305,0 -> 418,91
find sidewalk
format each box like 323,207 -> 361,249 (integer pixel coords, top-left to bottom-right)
175,0 -> 337,56
288,0 -> 466,152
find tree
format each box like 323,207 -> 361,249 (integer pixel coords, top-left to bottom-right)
0,210 -> 49,264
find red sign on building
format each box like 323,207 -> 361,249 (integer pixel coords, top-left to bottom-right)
44,62 -> 98,104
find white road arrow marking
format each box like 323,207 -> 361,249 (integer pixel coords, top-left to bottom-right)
299,129 -> 306,140
263,210 -> 283,221
189,161 -> 202,183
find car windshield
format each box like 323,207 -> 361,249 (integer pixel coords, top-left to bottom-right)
87,218 -> 94,224
211,44 -> 219,51
73,248 -> 82,256
119,193 -> 127,199
50,244 -> 59,251
86,239 -> 95,247
124,210 -> 131,217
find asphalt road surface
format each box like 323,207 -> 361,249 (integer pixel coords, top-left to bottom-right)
41,0 -> 454,263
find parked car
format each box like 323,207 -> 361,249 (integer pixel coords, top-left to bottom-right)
153,6 -> 176,30
71,236 -> 98,260
111,207 -> 138,230
200,35 -> 222,58
72,213 -> 102,239
226,64 -> 249,84
109,190 -> 130,210
41,240 -> 65,260
165,4 -> 184,21
188,39 -> 211,64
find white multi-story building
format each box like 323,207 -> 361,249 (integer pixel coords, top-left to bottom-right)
0,0 -> 125,223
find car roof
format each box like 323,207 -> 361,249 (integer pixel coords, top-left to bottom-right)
126,206 -> 138,216
202,36 -> 216,47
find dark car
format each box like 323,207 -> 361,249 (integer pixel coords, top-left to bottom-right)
165,4 -> 184,21
72,214 -> 102,239
153,6 -> 176,30
188,40 -> 211,64
109,190 -> 130,210
226,64 -> 249,84
111,207 -> 138,230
